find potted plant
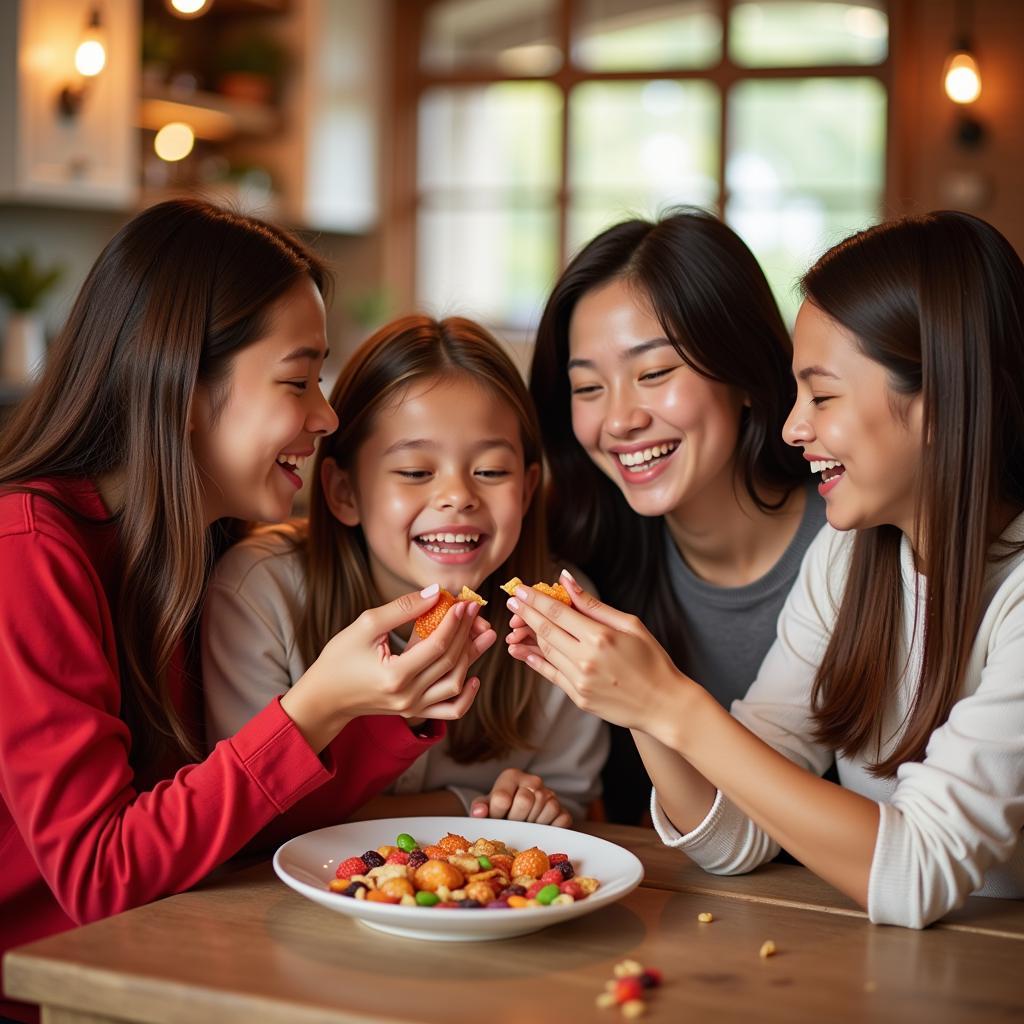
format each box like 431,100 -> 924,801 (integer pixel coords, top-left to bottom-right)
215,31 -> 288,105
0,251 -> 62,383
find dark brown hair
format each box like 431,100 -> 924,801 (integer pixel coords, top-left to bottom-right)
295,314 -> 547,763
0,198 -> 328,765
529,208 -> 805,670
805,211 -> 1024,776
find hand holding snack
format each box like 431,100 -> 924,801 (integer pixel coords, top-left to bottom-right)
282,585 -> 488,752
470,768 -> 573,828
505,572 -> 577,651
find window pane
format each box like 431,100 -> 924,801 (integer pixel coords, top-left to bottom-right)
574,0 -> 721,71
421,0 -> 561,75
727,76 -> 885,322
419,83 -> 562,192
417,203 -> 559,331
730,1 -> 888,67
568,80 -> 720,251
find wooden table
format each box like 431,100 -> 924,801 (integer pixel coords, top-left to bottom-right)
5,825 -> 1023,1024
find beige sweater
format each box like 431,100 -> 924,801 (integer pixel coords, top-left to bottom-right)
202,530 -> 608,822
653,516 -> 1024,928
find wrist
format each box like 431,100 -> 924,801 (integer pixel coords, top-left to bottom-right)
281,668 -> 351,754
650,672 -> 709,755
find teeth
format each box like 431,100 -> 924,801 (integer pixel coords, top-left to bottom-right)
277,454 -> 308,470
616,442 -> 678,468
417,532 -> 480,545
809,459 -> 842,474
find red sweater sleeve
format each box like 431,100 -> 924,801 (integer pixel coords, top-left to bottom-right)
0,528 -> 333,925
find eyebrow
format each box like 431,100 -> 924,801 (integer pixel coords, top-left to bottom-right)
797,365 -> 841,382
383,438 -> 519,457
567,337 -> 674,371
280,346 -> 329,363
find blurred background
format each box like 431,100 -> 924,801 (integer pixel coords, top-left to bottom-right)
1,0 -> 1021,400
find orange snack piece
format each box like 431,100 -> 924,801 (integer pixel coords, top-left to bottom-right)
414,589 -> 457,639
511,847 -> 549,879
436,832 -> 471,855
501,577 -> 571,605
459,586 -> 487,606
414,860 -> 465,893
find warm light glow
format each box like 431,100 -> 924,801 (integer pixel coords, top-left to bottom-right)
74,39 -> 106,77
944,51 -> 982,104
168,0 -> 212,15
154,122 -> 195,162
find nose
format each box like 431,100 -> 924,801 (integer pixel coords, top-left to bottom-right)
605,385 -> 651,437
782,396 -> 814,448
307,387 -> 339,437
432,469 -> 479,513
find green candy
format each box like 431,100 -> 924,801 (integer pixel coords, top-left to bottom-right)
536,883 -> 560,906
415,890 -> 440,907
477,855 -> 492,870
396,833 -> 418,852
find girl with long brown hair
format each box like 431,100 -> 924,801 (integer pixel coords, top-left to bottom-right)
204,315 -> 607,825
506,211 -> 1024,928
0,200 -> 483,1023
521,209 -> 823,824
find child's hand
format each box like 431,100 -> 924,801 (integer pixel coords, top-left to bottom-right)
470,768 -> 572,827
282,587 -> 483,752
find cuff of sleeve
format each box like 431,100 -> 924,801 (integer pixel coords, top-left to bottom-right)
360,715 -> 446,753
651,786 -> 725,848
447,785 -> 486,815
228,697 -> 333,813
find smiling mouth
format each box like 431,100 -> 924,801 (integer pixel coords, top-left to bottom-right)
614,441 -> 680,473
810,458 -> 846,484
414,532 -> 484,555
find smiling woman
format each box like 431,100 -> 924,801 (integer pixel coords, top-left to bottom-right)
0,201 -> 485,1024
527,208 -> 823,824
508,210 -> 1024,930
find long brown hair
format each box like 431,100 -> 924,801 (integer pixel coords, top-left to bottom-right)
0,198 -> 328,766
295,314 -> 547,763
529,208 -> 805,672
805,211 -> 1024,776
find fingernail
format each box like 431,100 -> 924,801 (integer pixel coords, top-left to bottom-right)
472,805 -> 486,816
469,677 -> 480,688
453,601 -> 465,619
527,654 -> 540,668
560,568 -> 582,592
506,597 -> 520,612
514,586 -> 528,600
420,583 -> 439,598
467,602 -> 480,619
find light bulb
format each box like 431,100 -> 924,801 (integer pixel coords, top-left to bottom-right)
154,122 -> 195,162
74,38 -> 106,77
944,51 -> 981,105
168,0 -> 212,16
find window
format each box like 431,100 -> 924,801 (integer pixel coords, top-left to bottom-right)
395,0 -> 889,330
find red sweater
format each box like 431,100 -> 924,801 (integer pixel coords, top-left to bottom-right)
0,479 -> 444,1022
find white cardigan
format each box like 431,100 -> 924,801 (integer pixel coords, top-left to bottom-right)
202,530 -> 608,822
652,516 -> 1024,928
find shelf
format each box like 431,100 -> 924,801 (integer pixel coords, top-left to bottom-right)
138,87 -> 279,141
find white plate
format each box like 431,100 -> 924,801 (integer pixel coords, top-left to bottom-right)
273,816 -> 644,942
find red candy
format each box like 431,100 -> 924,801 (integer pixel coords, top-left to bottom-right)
335,856 -> 368,879
614,978 -> 644,1005
540,868 -> 565,886
525,881 -> 546,899
549,853 -> 569,865
559,880 -> 586,900
385,851 -> 410,865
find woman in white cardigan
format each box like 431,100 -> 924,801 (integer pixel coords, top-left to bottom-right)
505,210 -> 1024,928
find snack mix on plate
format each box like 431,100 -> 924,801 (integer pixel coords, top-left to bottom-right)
327,831 -> 601,909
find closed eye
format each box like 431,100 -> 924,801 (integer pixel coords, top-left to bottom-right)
639,368 -> 674,383
570,383 -> 602,396
475,469 -> 512,479
810,396 -> 832,406
395,470 -> 432,480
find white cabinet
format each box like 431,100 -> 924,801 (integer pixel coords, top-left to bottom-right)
0,0 -> 139,209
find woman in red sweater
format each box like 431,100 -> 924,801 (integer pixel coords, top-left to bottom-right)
0,200 -> 489,1023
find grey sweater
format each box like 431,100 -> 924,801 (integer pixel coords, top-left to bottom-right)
663,483 -> 827,709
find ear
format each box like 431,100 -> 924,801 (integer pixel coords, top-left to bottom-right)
321,457 -> 361,527
522,461 -> 541,516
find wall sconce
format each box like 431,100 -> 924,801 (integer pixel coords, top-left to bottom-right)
58,5 -> 106,119
943,0 -> 984,148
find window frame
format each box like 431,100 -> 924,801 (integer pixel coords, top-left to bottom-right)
386,0 -> 902,324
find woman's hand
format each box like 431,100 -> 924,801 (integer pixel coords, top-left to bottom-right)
505,570 -> 690,743
469,768 -> 572,827
282,586 -> 489,752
